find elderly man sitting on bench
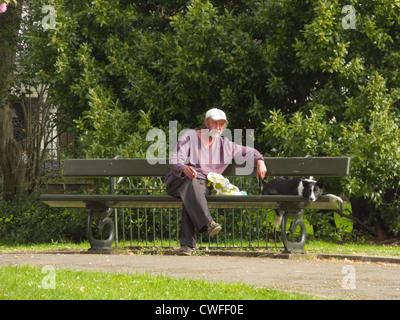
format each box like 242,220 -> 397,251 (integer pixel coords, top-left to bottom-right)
166,108 -> 267,255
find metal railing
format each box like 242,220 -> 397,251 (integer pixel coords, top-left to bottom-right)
110,176 -> 284,250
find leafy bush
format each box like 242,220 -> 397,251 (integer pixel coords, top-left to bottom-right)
306,210 -> 352,243
0,193 -> 86,243
261,73 -> 400,237
73,87 -> 157,159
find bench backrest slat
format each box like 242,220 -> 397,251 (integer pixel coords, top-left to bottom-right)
63,157 -> 350,177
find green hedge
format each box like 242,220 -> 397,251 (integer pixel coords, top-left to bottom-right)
0,193 -> 86,244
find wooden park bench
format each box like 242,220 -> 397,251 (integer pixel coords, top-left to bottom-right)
40,157 -> 350,253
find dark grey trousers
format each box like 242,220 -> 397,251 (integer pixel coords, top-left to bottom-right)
166,176 -> 212,248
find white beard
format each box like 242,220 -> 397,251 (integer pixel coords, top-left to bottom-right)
208,129 -> 222,139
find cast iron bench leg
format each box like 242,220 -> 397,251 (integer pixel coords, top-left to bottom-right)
86,203 -> 115,251
281,210 -> 307,253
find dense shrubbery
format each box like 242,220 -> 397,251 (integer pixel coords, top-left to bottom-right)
0,193 -> 86,243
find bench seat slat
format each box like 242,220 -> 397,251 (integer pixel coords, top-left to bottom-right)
40,194 -> 343,211
62,157 -> 350,177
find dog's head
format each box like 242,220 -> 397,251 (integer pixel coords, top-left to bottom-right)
301,179 -> 324,201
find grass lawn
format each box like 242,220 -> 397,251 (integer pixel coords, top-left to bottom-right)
307,240 -> 400,257
0,238 -> 398,301
0,264 -> 319,300
1,237 -> 399,257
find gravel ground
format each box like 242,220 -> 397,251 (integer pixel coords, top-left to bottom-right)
1,251 -> 399,300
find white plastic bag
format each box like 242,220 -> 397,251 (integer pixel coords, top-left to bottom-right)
207,172 -> 247,196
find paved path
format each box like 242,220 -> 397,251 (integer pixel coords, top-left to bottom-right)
1,252 -> 399,300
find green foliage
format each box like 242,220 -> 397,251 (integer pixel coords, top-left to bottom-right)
258,0 -> 400,237
73,87 -> 156,158
0,193 -> 86,243
31,0 -> 324,135
261,39 -> 400,237
306,211 -> 351,242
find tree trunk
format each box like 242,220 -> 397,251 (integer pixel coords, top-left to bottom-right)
0,1 -> 25,201
0,106 -> 27,200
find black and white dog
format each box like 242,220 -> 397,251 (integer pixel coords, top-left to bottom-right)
262,177 -> 325,201
262,177 -> 324,226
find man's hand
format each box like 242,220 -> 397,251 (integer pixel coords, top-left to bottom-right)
183,166 -> 198,179
257,159 -> 267,180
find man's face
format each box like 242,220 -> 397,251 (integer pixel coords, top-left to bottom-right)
205,118 -> 226,138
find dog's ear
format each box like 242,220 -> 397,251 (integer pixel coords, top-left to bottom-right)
301,180 -> 309,187
316,179 -> 324,188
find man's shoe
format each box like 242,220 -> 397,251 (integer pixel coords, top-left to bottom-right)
177,246 -> 193,256
208,221 -> 222,236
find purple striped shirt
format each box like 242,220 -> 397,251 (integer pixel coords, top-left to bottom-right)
166,128 -> 264,183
